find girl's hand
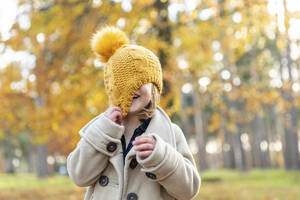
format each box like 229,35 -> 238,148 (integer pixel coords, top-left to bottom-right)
104,107 -> 123,125
133,135 -> 156,158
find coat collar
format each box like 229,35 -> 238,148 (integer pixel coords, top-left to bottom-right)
124,106 -> 175,160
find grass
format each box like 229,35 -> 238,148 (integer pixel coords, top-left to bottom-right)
0,169 -> 299,200
0,173 -> 85,200
196,169 -> 300,200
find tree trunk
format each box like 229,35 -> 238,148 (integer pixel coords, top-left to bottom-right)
26,141 -> 35,173
263,105 -> 279,168
250,114 -> 271,168
283,107 -> 300,169
36,144 -> 48,177
153,0 -> 172,100
179,91 -> 192,141
280,0 -> 300,170
231,124 -> 247,171
192,83 -> 207,171
3,131 -> 15,173
5,157 -> 15,174
222,129 -> 236,169
153,0 -> 171,68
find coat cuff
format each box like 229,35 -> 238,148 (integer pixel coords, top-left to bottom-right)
78,113 -> 124,156
137,133 -> 180,181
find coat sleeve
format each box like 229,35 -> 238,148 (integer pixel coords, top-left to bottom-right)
66,113 -> 125,187
136,123 -> 201,200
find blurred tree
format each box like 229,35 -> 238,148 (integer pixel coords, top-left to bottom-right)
0,63 -> 35,173
1,0 -> 299,174
280,0 -> 300,169
4,0 -> 182,176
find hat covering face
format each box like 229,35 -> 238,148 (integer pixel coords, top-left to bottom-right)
91,26 -> 163,117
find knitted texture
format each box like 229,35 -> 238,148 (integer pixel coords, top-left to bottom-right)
91,26 -> 163,117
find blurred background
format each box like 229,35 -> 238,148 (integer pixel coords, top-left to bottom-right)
0,0 -> 300,199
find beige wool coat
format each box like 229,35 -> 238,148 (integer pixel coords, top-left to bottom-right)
67,106 -> 201,200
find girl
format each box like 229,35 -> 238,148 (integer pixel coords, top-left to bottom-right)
67,26 -> 201,200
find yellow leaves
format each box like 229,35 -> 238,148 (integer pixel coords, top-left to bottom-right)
185,107 -> 195,115
33,134 -> 48,145
190,10 -> 198,19
244,87 -> 260,111
179,14 -> 188,24
242,86 -> 275,115
6,112 -> 15,121
72,4 -> 85,18
261,90 -> 280,105
257,37 -> 266,49
173,89 -> 181,114
226,27 -> 234,36
227,122 -> 238,134
51,122 -> 59,132
208,113 -> 220,132
2,0 -> 297,159
294,97 -> 300,108
276,97 -> 294,114
0,130 -> 5,140
149,9 -> 158,20
276,37 -> 286,51
245,98 -> 261,112
132,0 -> 155,7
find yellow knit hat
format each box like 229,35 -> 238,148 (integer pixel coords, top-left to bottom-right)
91,26 -> 163,118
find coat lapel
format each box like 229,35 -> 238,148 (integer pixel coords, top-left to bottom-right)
125,105 -> 176,161
121,106 -> 176,199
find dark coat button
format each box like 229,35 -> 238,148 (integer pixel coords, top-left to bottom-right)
127,193 -> 138,200
145,172 -> 156,180
99,175 -> 109,186
129,158 -> 138,169
106,142 -> 117,152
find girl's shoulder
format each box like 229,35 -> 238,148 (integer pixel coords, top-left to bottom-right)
155,106 -> 186,138
170,122 -> 181,131
170,122 -> 187,141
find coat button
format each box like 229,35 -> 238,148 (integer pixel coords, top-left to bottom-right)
99,175 -> 109,186
106,142 -> 117,152
145,172 -> 156,180
127,192 -> 138,200
129,158 -> 138,169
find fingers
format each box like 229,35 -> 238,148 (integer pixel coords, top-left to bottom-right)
111,110 -> 122,121
107,107 -> 122,115
134,143 -> 154,151
138,151 -> 152,158
133,135 -> 156,158
104,107 -> 123,125
113,114 -> 123,125
133,136 -> 154,146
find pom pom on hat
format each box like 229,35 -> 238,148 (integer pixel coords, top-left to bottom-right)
90,26 -> 130,62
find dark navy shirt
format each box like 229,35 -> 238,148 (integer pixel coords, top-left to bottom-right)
121,117 -> 152,163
